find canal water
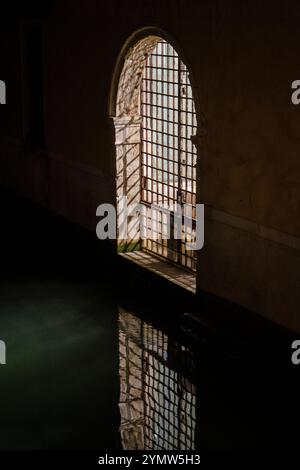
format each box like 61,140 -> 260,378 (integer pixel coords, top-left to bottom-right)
0,188 -> 298,450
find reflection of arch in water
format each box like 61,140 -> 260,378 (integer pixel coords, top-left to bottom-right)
118,309 -> 196,450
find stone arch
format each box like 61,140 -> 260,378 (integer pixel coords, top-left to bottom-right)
109,28 -> 204,278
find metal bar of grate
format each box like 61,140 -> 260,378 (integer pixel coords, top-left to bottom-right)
141,40 -> 197,271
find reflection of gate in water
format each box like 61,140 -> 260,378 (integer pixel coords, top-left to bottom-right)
118,310 -> 196,450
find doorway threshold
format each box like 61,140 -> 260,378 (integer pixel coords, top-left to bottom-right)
119,251 -> 196,293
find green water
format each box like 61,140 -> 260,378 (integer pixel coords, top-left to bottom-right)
0,188 -> 298,450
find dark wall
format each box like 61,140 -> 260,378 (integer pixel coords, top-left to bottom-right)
41,0 -> 300,236
0,0 -> 299,331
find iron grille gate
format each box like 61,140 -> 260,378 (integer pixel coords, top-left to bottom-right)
142,323 -> 197,450
141,40 -> 197,271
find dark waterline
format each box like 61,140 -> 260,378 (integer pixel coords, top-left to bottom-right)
0,187 -> 298,450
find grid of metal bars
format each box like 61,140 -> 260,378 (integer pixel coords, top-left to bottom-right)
141,40 -> 197,271
119,312 -> 197,450
142,323 -> 196,450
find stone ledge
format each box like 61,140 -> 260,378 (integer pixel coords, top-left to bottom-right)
119,250 -> 196,293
